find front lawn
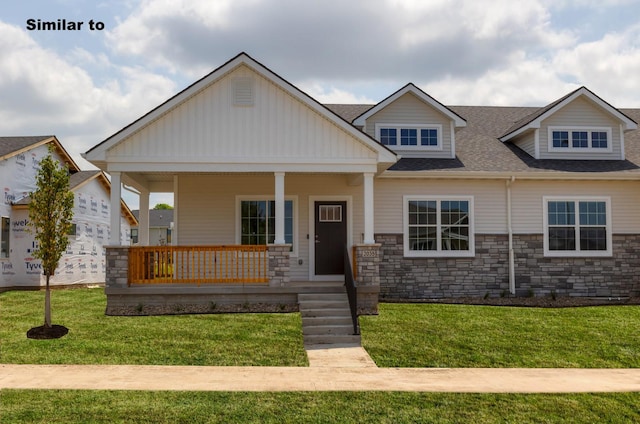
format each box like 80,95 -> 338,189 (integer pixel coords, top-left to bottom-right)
0,288 -> 307,366
360,303 -> 640,368
1,390 -> 639,423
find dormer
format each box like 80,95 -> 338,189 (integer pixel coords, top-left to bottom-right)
500,87 -> 637,161
353,84 -> 466,159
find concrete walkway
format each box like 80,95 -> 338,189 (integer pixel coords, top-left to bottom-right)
2,343 -> 640,393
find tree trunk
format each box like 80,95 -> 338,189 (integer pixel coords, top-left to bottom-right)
44,273 -> 51,328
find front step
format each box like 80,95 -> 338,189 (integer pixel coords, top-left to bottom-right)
298,289 -> 360,345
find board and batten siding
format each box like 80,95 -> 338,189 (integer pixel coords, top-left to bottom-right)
364,93 -> 454,159
177,174 -> 366,281
510,180 -> 640,234
107,65 -> 378,165
374,179 -> 509,235
538,97 -> 623,160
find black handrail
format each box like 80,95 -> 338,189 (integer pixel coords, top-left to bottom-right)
344,245 -> 360,335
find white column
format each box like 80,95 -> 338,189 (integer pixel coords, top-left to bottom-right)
172,175 -> 179,246
274,172 -> 286,244
363,172 -> 375,244
109,171 -> 122,246
138,188 -> 150,246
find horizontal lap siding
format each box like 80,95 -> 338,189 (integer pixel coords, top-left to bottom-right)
374,179 -> 508,234
365,93 -> 453,159
539,97 -> 622,160
510,180 -> 640,234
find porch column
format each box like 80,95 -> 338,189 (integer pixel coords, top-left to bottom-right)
138,188 -> 150,246
363,172 -> 375,244
274,172 -> 286,244
109,171 -> 122,246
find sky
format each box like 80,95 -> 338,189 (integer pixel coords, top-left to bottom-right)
2,0 -> 640,209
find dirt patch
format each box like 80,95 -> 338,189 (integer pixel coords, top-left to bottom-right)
385,296 -> 640,308
26,324 -> 69,339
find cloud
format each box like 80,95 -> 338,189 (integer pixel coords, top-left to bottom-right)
106,0 -> 572,84
0,21 -> 177,166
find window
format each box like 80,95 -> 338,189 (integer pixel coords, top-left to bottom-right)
548,127 -> 611,151
544,197 -> 611,257
240,199 -> 294,247
403,196 -> 474,257
376,124 -> 442,150
130,228 -> 138,244
1,217 -> 9,258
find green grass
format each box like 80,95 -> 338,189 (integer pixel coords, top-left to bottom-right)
360,303 -> 640,368
0,288 -> 307,366
1,390 -> 639,423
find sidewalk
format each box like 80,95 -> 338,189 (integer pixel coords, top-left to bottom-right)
2,344 -> 640,393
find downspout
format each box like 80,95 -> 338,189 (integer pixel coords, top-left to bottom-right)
506,176 -> 516,295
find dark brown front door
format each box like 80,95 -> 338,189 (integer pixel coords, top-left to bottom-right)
314,201 -> 347,275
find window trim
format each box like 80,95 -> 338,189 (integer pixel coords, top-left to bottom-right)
542,196 -> 612,257
235,195 -> 298,257
403,195 -> 475,258
547,126 -> 613,153
375,123 -> 443,151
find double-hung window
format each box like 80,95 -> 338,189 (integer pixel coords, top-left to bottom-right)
403,196 -> 474,257
543,197 -> 612,257
549,127 -> 611,151
376,124 -> 442,150
238,198 -> 295,253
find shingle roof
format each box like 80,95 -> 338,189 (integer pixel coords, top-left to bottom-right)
326,103 -> 640,176
132,209 -> 174,228
0,136 -> 54,158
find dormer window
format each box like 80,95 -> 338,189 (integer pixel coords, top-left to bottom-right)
376,124 -> 442,150
549,127 -> 611,152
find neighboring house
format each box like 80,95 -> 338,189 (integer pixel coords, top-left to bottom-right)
131,209 -> 174,246
83,53 -> 640,315
0,136 -> 137,291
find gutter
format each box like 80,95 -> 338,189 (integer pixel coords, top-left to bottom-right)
379,170 -> 640,181
506,176 -> 516,295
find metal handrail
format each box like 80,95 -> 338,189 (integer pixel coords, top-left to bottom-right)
343,245 -> 360,335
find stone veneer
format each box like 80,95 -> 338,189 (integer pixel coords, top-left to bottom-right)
105,246 -> 129,289
267,244 -> 291,287
377,233 -> 640,299
353,244 -> 381,314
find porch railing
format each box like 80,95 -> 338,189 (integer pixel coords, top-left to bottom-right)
128,245 -> 269,285
344,245 -> 360,335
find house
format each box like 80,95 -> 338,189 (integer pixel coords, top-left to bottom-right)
131,209 -> 174,246
0,136 -> 137,291
83,53 -> 640,315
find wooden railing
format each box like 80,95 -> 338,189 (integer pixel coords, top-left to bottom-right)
128,245 -> 269,285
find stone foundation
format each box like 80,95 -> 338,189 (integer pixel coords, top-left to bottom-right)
377,233 -> 640,299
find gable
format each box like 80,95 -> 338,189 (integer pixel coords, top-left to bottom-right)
85,53 -> 396,174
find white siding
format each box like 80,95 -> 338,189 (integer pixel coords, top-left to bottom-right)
364,93 -> 454,159
177,174 -> 365,281
512,131 -> 536,158
107,65 -> 378,166
374,179 -> 509,234
510,180 -> 640,234
539,97 -> 623,160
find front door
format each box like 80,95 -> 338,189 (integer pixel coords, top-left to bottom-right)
314,201 -> 347,275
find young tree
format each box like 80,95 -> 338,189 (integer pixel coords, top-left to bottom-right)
28,150 -> 74,333
153,203 -> 173,210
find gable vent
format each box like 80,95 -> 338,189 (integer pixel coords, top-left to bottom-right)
233,77 -> 254,106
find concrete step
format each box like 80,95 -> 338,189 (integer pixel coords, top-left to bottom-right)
298,299 -> 350,310
302,316 -> 353,327
300,308 -> 352,318
298,293 -> 348,302
303,324 -> 356,336
303,334 -> 362,345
